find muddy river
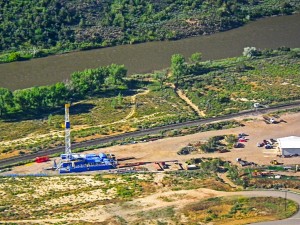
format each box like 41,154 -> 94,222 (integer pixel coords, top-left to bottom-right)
1,14 -> 300,90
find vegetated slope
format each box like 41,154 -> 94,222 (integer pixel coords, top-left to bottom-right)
1,0 -> 299,62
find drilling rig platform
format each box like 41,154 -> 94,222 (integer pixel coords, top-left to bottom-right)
57,104 -> 117,174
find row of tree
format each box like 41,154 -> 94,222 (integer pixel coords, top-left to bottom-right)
0,64 -> 127,117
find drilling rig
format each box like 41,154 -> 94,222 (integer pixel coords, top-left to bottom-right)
64,103 -> 72,161
56,103 -> 117,173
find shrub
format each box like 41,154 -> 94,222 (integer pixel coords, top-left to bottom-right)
243,47 -> 259,58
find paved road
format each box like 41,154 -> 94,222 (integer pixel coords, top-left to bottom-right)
1,101 -> 300,168
227,190 -> 300,225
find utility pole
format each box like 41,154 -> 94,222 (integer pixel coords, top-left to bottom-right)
285,190 -> 287,212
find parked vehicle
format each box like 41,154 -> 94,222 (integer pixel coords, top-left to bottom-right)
236,158 -> 254,166
234,143 -> 244,148
36,156 -> 49,163
270,159 -> 283,165
265,144 -> 273,149
257,142 -> 264,147
238,133 -> 247,138
263,140 -> 269,145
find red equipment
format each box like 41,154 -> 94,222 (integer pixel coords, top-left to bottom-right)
36,156 -> 50,163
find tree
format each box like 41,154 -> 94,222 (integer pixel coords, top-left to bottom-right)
89,67 -> 109,92
243,47 -> 259,58
30,86 -> 46,110
111,98 -> 116,109
154,71 -> 167,90
13,89 -> 32,111
71,67 -> 109,96
189,52 -> 202,64
79,18 -> 85,28
71,71 -> 90,96
171,54 -> 186,87
8,52 -> 21,62
117,92 -> 123,107
108,64 -> 127,85
48,82 -> 68,107
225,134 -> 237,145
113,13 -> 125,29
0,88 -> 13,117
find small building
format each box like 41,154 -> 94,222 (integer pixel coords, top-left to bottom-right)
277,136 -> 300,156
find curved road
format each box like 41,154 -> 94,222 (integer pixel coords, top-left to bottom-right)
0,101 -> 300,168
228,190 -> 300,225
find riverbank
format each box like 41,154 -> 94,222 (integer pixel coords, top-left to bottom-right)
1,0 -> 299,66
1,13 -> 300,90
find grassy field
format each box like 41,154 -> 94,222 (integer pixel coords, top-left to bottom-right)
179,196 -> 298,225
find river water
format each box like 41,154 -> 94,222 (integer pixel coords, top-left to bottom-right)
1,14 -> 300,90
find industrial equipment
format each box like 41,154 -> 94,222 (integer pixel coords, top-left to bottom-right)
56,104 -> 117,173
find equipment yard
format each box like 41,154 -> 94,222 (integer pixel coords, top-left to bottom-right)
4,111 -> 300,175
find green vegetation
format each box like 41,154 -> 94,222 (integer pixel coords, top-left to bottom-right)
226,164 -> 300,189
200,135 -> 225,153
180,196 -> 298,224
181,47 -> 300,117
164,158 -> 233,191
1,0 -> 299,63
171,54 -> 186,87
0,63 -> 127,119
247,176 -> 300,189
177,133 -> 238,155
200,134 -> 238,152
1,48 -> 300,157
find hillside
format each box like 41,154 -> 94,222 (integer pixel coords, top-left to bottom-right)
1,0 -> 300,63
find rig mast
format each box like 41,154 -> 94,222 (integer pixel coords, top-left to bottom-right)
65,103 -> 71,160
